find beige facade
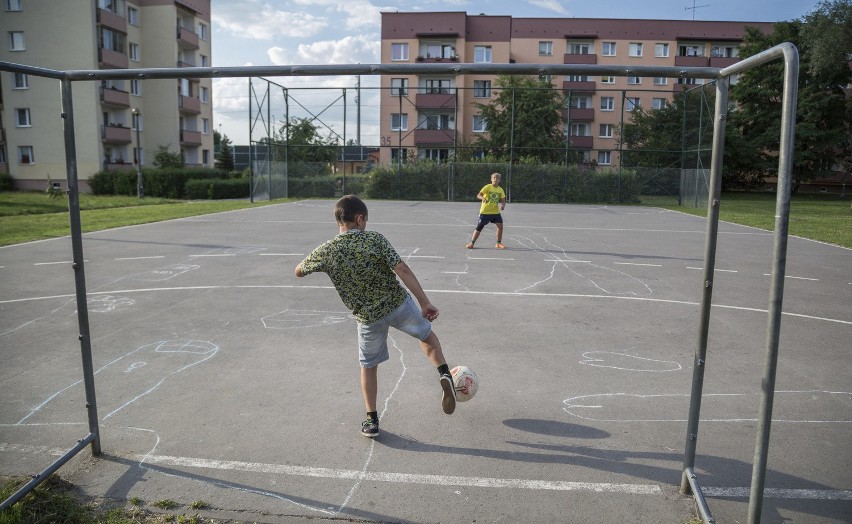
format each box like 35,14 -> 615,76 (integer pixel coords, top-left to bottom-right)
0,0 -> 213,191
379,12 -> 772,166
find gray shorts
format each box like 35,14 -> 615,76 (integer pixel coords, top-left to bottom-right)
357,294 -> 432,368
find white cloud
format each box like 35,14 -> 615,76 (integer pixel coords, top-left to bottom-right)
267,34 -> 380,65
527,0 -> 569,15
291,0 -> 382,30
212,1 -> 327,40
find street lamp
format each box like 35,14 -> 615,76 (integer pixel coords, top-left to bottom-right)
131,107 -> 144,198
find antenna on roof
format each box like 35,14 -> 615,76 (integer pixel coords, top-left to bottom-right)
685,0 -> 710,20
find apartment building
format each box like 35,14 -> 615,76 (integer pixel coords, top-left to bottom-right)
379,12 -> 773,166
0,0 -> 213,191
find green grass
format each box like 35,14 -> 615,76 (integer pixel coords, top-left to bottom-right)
1,190 -> 849,248
641,192 -> 852,248
0,192 -> 292,246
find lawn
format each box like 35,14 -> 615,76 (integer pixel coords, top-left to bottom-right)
0,191 -> 849,248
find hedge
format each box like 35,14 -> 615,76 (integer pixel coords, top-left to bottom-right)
89,168 -> 229,198
0,172 -> 15,192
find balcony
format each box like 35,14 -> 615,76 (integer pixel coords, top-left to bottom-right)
99,47 -> 129,69
101,124 -> 132,143
0,127 -> 5,144
710,56 -> 739,68
562,80 -> 596,92
97,8 -> 126,33
674,55 -> 709,67
415,92 -> 456,109
179,95 -> 201,114
563,108 -> 594,121
100,86 -> 130,107
569,136 -> 593,148
563,53 -> 597,65
177,26 -> 200,49
413,128 -> 455,145
180,129 -> 202,146
104,161 -> 134,171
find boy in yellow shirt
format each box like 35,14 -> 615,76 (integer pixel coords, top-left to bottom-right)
466,172 -> 507,249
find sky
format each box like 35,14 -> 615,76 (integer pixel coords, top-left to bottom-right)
210,0 -> 819,146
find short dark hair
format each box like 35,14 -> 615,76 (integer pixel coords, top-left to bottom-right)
334,195 -> 368,224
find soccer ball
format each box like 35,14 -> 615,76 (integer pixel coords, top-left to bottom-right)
451,365 -> 478,402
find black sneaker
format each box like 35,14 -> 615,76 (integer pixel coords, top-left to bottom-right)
361,418 -> 379,438
440,373 -> 456,414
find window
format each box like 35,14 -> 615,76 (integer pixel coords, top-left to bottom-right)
199,85 -> 208,102
5,0 -> 22,11
599,124 -> 613,138
391,148 -> 408,162
569,96 -> 591,109
131,112 -> 142,131
629,43 -> 643,57
179,78 -> 190,96
711,45 -> 738,58
0,148 -> 5,163
130,79 -> 141,95
626,97 -> 641,111
127,6 -> 139,26
99,27 -> 124,52
570,123 -> 589,136
421,114 -> 451,130
15,108 -> 31,127
424,79 -> 452,94
602,42 -> 616,56
133,147 -> 143,165
391,43 -> 408,61
600,97 -> 614,111
424,42 -> 454,59
655,43 -> 669,57
202,118 -> 210,134
600,76 -> 615,84
200,55 -> 208,67
129,43 -> 140,61
627,76 -> 641,85
678,77 -> 698,85
18,146 -> 34,164
391,113 -> 408,131
13,72 -> 28,89
679,44 -> 704,57
202,149 -> 210,164
597,151 -> 611,165
472,115 -> 487,132
9,31 -> 24,50
391,78 -> 408,96
569,43 -> 591,55
422,149 -> 449,162
473,46 -> 492,63
198,22 -> 208,40
652,98 -> 666,110
653,77 -> 668,85
538,41 -> 553,56
98,0 -> 118,13
567,75 -> 589,82
473,80 -> 491,98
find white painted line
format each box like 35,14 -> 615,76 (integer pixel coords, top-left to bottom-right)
686,267 -> 737,273
762,273 -> 819,281
142,454 -> 662,495
114,256 -> 165,261
406,255 -> 446,259
543,259 -> 591,263
189,254 -> 236,257
614,262 -> 662,267
34,260 -> 87,266
702,486 -> 852,501
442,271 -> 468,274
259,253 -> 304,256
468,257 -> 515,261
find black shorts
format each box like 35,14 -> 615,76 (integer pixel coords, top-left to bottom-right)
476,213 -> 503,231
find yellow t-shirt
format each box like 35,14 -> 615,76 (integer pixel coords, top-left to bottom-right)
479,184 -> 505,215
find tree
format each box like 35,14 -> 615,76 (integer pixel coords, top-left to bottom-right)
152,145 -> 184,168
276,118 -> 336,163
215,133 -> 234,171
729,3 -> 852,190
474,75 -> 566,162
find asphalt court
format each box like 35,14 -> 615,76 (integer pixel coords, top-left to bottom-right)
1,199 -> 850,523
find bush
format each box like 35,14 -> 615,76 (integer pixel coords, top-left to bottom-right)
88,168 -> 230,197
0,171 -> 15,192
185,178 -> 250,199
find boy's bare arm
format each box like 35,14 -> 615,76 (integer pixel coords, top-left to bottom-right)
393,261 -> 438,321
